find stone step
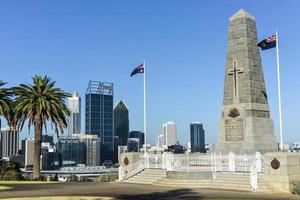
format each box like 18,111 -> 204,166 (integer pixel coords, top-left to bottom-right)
136,173 -> 165,177
122,179 -> 154,185
136,174 -> 165,178
128,177 -> 160,182
213,180 -> 250,185
139,172 -> 166,176
140,171 -> 166,175
212,186 -> 251,191
143,169 -> 165,173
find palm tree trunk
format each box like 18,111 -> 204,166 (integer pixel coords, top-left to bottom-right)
33,120 -> 42,180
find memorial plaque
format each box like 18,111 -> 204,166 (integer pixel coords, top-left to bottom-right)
225,119 -> 244,141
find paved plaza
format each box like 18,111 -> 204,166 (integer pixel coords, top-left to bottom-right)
0,182 -> 299,200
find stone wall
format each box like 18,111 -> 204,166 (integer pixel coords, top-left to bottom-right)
263,152 -> 300,193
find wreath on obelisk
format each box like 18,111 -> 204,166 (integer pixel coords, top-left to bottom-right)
228,107 -> 240,118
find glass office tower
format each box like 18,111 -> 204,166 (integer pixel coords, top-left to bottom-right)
56,138 -> 86,166
114,100 -> 129,146
190,122 -> 205,153
86,81 -> 114,163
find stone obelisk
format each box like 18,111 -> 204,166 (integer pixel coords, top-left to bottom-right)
215,9 -> 277,153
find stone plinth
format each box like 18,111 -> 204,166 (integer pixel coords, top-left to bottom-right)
263,152 -> 300,193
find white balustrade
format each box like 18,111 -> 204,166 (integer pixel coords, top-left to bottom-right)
120,151 -> 264,180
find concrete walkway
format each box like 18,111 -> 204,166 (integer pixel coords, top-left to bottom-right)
0,182 -> 299,200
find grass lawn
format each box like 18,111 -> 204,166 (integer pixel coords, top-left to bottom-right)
0,186 -> 12,191
0,197 -> 113,200
0,181 -> 58,185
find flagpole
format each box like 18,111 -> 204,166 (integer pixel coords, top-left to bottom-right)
276,31 -> 283,151
143,59 -> 147,152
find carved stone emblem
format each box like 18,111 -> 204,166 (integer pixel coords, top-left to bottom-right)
228,107 -> 240,118
271,158 -> 280,170
124,157 -> 129,166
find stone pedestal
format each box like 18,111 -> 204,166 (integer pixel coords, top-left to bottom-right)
263,152 -> 300,193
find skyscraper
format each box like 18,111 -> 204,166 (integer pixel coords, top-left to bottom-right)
190,122 -> 205,153
163,121 -> 177,147
24,138 -> 34,168
129,131 -> 144,149
156,134 -> 164,147
114,100 -> 129,146
0,127 -> 19,159
86,81 -> 114,163
68,91 -> 81,135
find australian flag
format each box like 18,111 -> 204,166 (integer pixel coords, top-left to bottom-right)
130,63 -> 144,77
257,35 -> 277,50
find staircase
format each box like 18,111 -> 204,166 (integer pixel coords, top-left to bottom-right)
122,170 -> 270,193
212,172 -> 269,192
212,172 -> 253,191
122,169 -> 166,185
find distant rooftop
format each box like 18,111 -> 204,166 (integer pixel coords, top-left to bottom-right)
114,100 -> 128,110
86,81 -> 113,95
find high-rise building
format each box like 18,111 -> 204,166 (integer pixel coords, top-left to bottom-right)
42,134 -> 54,146
24,138 -> 34,168
41,151 -> 61,170
190,122 -> 205,153
56,137 -> 86,166
156,134 -> 164,147
0,127 -> 19,159
57,134 -> 101,166
114,100 -> 129,146
68,91 -> 81,135
86,81 -> 114,163
80,134 -> 101,166
129,131 -> 144,149
127,138 -> 140,152
163,121 -> 177,147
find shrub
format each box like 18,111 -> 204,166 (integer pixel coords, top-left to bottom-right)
0,161 -> 23,181
69,174 -> 79,182
98,173 -> 118,182
292,182 -> 300,195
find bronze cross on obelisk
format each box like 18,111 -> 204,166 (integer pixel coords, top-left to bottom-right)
228,61 -> 243,100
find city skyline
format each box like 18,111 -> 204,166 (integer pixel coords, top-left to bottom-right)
0,1 -> 299,145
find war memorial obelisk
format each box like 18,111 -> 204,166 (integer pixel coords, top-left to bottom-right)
215,9 -> 277,153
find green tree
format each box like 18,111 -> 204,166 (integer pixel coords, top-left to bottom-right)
13,75 -> 71,179
0,81 -> 13,130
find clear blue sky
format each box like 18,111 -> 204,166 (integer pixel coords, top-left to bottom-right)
0,0 -> 299,145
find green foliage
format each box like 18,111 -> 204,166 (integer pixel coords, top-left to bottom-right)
0,80 -> 13,119
292,181 -> 300,195
98,173 -> 118,182
69,174 -> 79,182
0,161 -> 23,181
112,163 -> 120,168
13,75 -> 71,135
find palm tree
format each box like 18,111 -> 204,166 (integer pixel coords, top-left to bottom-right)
0,81 -> 13,131
13,75 -> 71,179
